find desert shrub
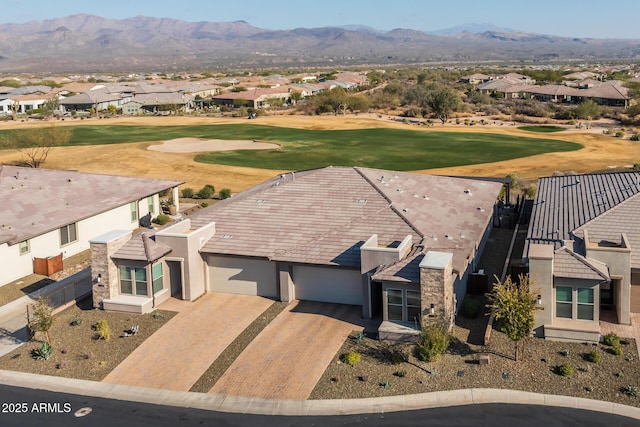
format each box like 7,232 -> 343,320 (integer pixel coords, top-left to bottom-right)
630,133 -> 640,141
29,296 -> 53,344
200,202 -> 209,208
154,214 -> 170,225
416,321 -> 450,362
461,298 -> 482,318
197,184 -> 215,199
93,319 -> 111,340
622,385 -> 638,397
611,344 -> 624,356
603,332 -> 620,347
615,130 -> 625,138
32,342 -> 52,360
390,349 -> 407,365
586,350 -> 602,363
70,318 -> 82,326
219,188 -> 232,199
558,363 -> 574,377
181,188 -> 194,198
394,370 -> 407,378
341,350 -> 361,366
526,184 -> 537,199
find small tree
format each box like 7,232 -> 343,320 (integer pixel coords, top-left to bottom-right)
416,320 -> 450,364
41,97 -> 60,118
28,296 -> 54,345
426,87 -> 460,125
487,274 -> 538,361
181,187 -> 194,198
3,125 -> 72,168
197,184 -> 215,199
219,188 -> 232,199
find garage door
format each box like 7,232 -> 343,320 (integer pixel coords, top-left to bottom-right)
208,256 -> 278,298
293,266 -> 362,305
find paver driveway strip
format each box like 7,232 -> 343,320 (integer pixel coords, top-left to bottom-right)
103,293 -> 272,391
209,300 -> 363,400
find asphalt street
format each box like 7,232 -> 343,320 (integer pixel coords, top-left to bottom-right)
0,384 -> 638,427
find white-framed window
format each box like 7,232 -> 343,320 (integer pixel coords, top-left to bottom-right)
19,240 -> 30,255
152,263 -> 163,294
147,196 -> 154,215
555,286 -> 594,321
119,266 -> 148,296
387,288 -> 422,324
60,223 -> 77,246
130,201 -> 138,222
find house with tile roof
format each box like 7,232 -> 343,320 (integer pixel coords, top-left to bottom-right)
0,166 -> 182,290
91,167 -> 502,338
525,172 -> 640,342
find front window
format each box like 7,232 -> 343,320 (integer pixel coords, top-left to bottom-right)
119,266 -> 148,296
387,288 -> 421,324
60,223 -> 77,246
19,240 -> 30,255
577,288 -> 594,320
130,202 -> 138,222
147,196 -> 154,215
556,286 -> 572,319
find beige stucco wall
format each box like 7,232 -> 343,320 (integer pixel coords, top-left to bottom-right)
528,244 -> 553,337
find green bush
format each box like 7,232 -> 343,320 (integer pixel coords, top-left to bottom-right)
461,298 -> 482,318
155,214 -> 170,225
603,332 -> 620,347
219,188 -> 232,200
611,344 -> 624,356
394,370 -> 407,378
93,319 -> 111,340
558,363 -> 574,377
70,318 -> 82,326
416,321 -> 450,362
181,188 -> 194,198
390,349 -> 407,365
586,350 -> 602,363
341,350 -> 361,366
197,184 -> 215,199
630,133 -> 640,141
622,385 -> 638,397
615,130 -> 625,138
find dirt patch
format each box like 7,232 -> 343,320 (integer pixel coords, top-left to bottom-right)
148,138 -> 280,153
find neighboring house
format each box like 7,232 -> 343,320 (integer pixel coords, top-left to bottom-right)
59,88 -> 132,113
460,73 -> 493,85
121,93 -> 195,115
525,172 -> 640,342
91,167 -> 503,340
0,166 -> 182,288
209,87 -> 292,109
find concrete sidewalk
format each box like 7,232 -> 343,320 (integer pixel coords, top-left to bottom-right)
0,268 -> 91,357
1,369 -> 639,419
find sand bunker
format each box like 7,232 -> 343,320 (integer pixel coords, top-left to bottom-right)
148,138 -> 280,153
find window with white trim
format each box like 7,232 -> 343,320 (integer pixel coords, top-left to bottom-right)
387,288 -> 422,324
147,196 -> 154,215
60,223 -> 77,246
152,263 -> 163,294
130,202 -> 138,222
555,286 -> 595,321
119,266 -> 148,296
19,240 -> 30,255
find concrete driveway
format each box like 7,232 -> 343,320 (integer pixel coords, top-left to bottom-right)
209,300 -> 363,400
103,293 -> 272,391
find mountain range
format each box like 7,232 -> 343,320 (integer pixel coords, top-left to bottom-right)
0,14 -> 639,73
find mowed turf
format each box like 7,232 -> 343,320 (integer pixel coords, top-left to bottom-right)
0,123 -> 580,171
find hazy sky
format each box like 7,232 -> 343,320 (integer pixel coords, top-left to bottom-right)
2,0 -> 639,39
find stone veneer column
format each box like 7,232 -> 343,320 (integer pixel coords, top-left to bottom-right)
90,230 -> 132,309
419,251 -> 455,328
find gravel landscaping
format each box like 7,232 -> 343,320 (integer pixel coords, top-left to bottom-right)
310,296 -> 640,407
0,297 -> 176,381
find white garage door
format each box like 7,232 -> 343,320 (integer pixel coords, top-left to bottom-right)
293,266 -> 362,305
208,256 -> 278,298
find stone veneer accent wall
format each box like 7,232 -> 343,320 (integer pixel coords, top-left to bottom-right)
419,251 -> 455,328
90,230 -> 132,309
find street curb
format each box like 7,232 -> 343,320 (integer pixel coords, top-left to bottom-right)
1,369 -> 639,419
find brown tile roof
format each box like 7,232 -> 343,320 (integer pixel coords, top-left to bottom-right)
0,166 -> 183,245
553,246 -> 609,281
193,167 -> 502,272
112,232 -> 172,262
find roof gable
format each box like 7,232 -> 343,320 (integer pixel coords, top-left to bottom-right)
553,246 -> 609,281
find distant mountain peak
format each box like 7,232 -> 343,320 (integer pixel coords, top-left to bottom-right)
430,22 -> 516,35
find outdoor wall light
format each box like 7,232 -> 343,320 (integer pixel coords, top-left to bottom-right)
429,304 -> 435,315
96,273 -> 102,284
537,294 -> 542,305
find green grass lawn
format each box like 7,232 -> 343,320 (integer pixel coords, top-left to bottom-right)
0,124 -> 581,171
517,125 -> 566,133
